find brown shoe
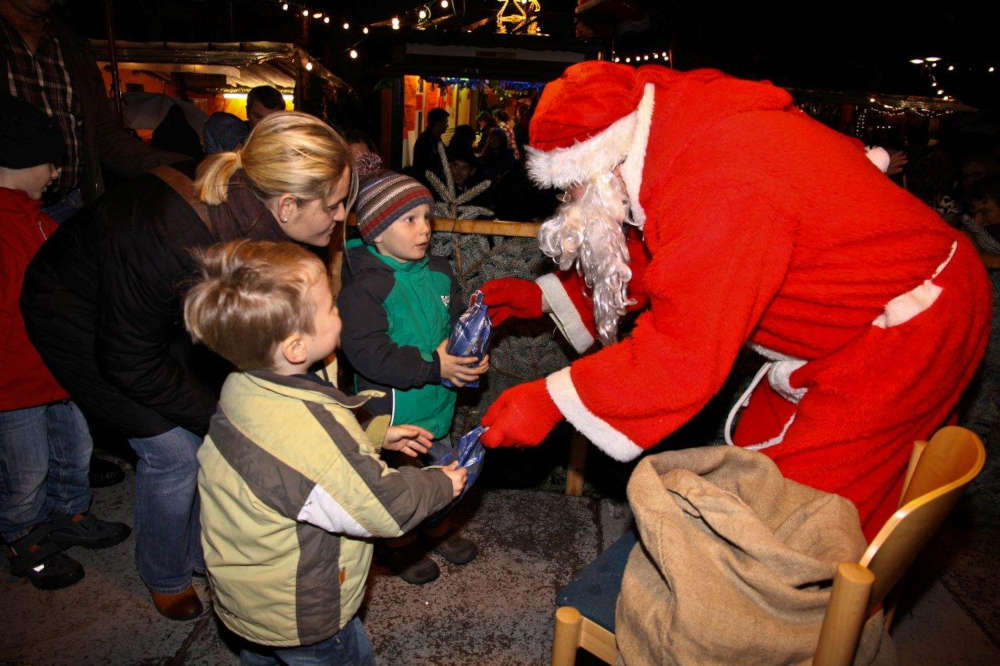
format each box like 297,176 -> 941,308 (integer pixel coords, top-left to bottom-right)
149,585 -> 204,621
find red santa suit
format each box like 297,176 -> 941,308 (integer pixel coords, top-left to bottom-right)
481,63 -> 991,539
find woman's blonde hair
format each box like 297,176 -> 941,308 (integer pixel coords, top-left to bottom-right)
194,111 -> 354,206
183,239 -> 325,370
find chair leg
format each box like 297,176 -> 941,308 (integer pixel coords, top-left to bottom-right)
552,606 -> 583,666
566,433 -> 587,496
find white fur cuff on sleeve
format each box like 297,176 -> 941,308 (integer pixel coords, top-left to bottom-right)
546,367 -> 643,462
535,274 -> 595,353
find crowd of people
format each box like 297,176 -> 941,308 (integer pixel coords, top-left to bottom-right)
2,2 -> 997,663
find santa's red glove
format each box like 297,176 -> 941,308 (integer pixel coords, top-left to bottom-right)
480,277 -> 544,327
481,378 -> 564,448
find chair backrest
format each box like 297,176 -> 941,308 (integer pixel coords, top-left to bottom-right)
859,425 -> 985,615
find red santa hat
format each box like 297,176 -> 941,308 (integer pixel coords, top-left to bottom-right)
526,60 -> 657,223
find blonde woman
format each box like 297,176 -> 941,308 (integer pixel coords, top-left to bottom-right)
21,112 -> 355,620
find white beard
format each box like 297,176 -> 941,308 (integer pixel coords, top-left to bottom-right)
537,172 -> 639,346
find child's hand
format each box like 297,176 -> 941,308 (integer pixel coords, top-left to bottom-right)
440,461 -> 468,497
383,425 -> 433,457
437,339 -> 490,387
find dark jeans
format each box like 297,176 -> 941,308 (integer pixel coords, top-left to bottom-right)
239,617 -> 375,666
0,401 -> 91,542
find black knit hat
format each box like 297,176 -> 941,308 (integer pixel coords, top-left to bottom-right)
0,96 -> 65,169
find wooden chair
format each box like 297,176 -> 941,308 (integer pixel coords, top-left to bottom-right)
551,426 -> 986,666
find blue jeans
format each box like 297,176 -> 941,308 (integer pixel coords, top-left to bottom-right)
239,617 -> 375,666
0,401 -> 92,543
128,426 -> 204,593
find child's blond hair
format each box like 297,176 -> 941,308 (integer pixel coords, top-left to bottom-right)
184,240 -> 325,370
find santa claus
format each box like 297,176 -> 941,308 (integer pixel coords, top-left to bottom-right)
479,61 -> 991,539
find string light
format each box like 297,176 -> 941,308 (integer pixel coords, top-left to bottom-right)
342,21 -> 350,29
440,0 -> 449,7
312,11 -> 321,18
418,8 -> 428,19
281,2 -> 287,9
323,16 -> 329,23
391,16 -> 401,29
305,61 -> 313,71
362,26 -> 369,34
349,49 -> 358,59
301,9 -> 308,16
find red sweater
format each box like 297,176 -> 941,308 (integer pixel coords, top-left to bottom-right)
0,187 -> 69,410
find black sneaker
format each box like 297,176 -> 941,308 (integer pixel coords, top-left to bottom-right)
48,512 -> 131,550
89,455 -> 125,488
379,543 -> 440,585
423,531 -> 478,565
7,525 -> 85,590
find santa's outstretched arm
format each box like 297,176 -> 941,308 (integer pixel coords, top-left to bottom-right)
482,188 -> 793,458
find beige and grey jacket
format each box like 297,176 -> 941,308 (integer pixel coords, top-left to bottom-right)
197,369 -> 453,647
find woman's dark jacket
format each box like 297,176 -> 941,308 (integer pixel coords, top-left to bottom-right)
21,164 -> 287,438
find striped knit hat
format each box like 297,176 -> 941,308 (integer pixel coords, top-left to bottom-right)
356,170 -> 434,243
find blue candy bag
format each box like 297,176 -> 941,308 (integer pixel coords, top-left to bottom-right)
442,290 -> 492,388
434,426 -> 487,501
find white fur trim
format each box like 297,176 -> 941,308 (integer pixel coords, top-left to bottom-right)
535,274 -> 595,353
526,114 -> 638,189
872,241 -> 954,329
546,367 -> 643,462
865,146 -> 891,173
619,83 -> 655,228
767,359 -> 808,403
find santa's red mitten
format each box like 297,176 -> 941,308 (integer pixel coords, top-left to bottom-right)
480,277 -> 544,327
481,378 -> 563,448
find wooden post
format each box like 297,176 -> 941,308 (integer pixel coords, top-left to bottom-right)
102,0 -> 123,122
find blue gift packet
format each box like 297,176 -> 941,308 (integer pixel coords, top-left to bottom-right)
442,290 -> 492,388
434,426 -> 487,501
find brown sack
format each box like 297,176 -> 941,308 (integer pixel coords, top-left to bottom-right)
616,445 -> 891,665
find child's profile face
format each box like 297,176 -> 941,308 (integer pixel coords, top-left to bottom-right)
303,274 -> 342,364
18,162 -> 60,200
373,203 -> 432,263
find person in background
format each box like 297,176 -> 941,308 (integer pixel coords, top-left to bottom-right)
412,107 -> 449,185
493,109 -> 521,161
184,239 -> 465,666
21,112 -> 355,620
339,171 -> 488,585
202,111 -> 250,155
448,124 -> 477,155
1,96 -> 129,591
0,0 -> 185,222
245,85 -> 286,129
474,110 -> 497,153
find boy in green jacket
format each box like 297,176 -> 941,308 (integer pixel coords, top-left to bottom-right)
338,171 -> 489,584
184,239 -> 466,663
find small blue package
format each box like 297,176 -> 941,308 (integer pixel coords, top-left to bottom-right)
434,425 -> 487,501
442,290 -> 492,388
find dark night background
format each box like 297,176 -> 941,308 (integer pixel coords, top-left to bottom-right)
53,1 -> 999,110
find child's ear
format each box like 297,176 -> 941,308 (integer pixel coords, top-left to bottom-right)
279,333 -> 309,365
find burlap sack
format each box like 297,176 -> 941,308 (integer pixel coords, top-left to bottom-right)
615,446 -> 895,665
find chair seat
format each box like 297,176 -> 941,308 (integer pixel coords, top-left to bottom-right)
556,528 -> 638,632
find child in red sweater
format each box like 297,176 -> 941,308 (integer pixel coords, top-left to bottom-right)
0,96 -> 129,590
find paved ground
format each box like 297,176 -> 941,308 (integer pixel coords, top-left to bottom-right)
3,453 -> 997,665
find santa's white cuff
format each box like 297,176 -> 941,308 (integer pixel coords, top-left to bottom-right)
535,274 -> 595,353
546,367 -> 643,462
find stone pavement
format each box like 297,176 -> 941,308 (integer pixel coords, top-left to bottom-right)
3,466 -> 997,665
